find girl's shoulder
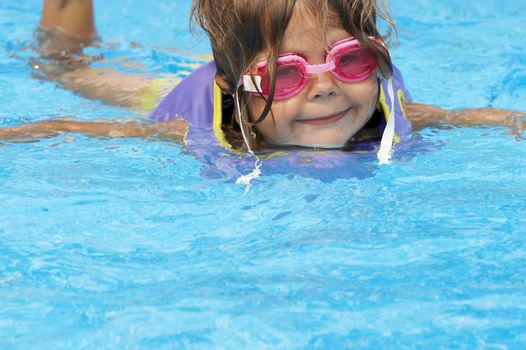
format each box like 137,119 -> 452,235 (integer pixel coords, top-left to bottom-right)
147,61 -> 217,125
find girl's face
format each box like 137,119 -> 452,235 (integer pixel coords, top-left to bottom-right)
246,8 -> 379,148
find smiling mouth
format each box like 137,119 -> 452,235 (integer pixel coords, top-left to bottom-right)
297,107 -> 352,126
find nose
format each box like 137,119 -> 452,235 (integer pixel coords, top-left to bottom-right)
307,72 -> 340,100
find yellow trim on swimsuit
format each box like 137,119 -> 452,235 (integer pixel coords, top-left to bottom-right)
212,82 -> 236,152
138,75 -> 182,114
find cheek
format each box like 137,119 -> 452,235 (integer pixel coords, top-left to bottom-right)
345,78 -> 379,113
247,97 -> 296,131
246,98 -> 280,140
360,77 -> 379,101
246,97 -> 266,123
366,85 -> 379,114
370,81 -> 380,108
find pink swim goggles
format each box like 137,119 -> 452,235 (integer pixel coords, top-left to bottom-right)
243,36 -> 382,100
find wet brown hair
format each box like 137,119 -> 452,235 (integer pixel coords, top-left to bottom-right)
191,0 -> 395,130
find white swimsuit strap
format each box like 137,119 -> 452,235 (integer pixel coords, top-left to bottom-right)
377,78 -> 396,164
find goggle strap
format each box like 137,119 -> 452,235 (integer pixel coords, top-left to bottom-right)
234,88 -> 263,189
377,77 -> 396,164
243,75 -> 262,93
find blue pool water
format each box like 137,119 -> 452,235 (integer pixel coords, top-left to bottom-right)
1,0 -> 526,348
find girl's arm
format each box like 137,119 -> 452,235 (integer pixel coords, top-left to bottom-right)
37,0 -> 153,110
406,103 -> 525,134
0,119 -> 187,143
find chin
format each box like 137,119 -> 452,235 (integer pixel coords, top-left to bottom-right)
264,132 -> 353,149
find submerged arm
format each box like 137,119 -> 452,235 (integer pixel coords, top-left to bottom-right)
0,119 -> 187,143
406,103 -> 526,134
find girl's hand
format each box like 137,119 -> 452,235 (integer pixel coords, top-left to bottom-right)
0,124 -> 61,142
450,108 -> 526,140
506,114 -> 525,141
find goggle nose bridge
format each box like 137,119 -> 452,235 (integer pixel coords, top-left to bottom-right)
304,59 -> 336,75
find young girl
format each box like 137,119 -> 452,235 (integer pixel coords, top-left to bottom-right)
2,0 -> 524,164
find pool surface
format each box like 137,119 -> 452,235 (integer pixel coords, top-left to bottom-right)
1,0 -> 526,348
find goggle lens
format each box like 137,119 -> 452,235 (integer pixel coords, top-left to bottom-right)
333,48 -> 377,81
258,61 -> 305,99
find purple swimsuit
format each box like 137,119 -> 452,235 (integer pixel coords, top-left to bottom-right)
148,61 -> 414,181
